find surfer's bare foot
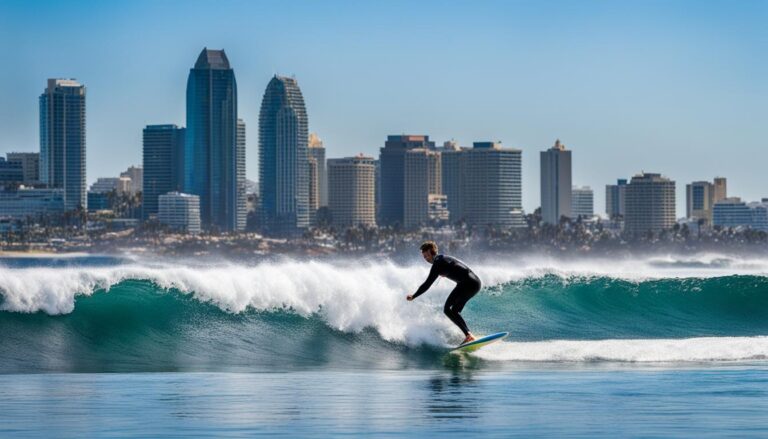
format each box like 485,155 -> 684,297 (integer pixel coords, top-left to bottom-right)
462,334 -> 476,344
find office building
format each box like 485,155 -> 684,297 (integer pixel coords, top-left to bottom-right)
0,158 -> 24,187
540,139 -> 572,224
308,133 -> 327,207
460,142 -> 524,227
439,140 -> 465,223
624,172 -> 676,235
403,148 -> 440,228
39,79 -> 86,210
258,75 -> 309,234
90,177 -> 131,194
185,48 -> 244,232
378,135 -> 436,226
0,188 -> 64,219
120,166 -> 143,195
143,124 -> 185,219
327,154 -> 376,228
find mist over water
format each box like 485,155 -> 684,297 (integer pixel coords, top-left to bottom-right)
2,252 -> 768,372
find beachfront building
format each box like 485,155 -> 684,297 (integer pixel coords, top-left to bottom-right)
327,154 -> 376,228
403,148 -> 440,229
0,158 -> 24,188
686,177 -> 728,226
90,177 -> 131,194
185,48 -> 244,232
120,166 -> 143,195
308,133 -> 327,207
40,79 -> 86,211
605,179 -> 627,219
540,139 -> 572,224
158,192 -> 201,234
624,172 -> 676,235
439,140 -> 465,223
572,186 -> 594,219
712,197 -> 768,232
259,75 -> 309,235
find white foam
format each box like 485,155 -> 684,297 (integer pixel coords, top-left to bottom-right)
476,336 -> 768,362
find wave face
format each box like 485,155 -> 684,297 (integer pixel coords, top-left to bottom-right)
2,254 -> 768,371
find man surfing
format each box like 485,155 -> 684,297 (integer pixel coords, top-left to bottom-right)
406,241 -> 482,345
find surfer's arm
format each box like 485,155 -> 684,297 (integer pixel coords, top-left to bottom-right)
412,264 -> 439,299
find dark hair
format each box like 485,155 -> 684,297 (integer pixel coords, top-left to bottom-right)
420,241 -> 438,254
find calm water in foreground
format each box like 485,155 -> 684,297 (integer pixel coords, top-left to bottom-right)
2,364 -> 768,438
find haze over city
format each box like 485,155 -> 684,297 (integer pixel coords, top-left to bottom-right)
1,0 -> 766,214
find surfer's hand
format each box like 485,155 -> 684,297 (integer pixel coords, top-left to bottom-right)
406,294 -> 414,301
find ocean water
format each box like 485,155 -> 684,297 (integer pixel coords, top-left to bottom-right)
2,253 -> 768,437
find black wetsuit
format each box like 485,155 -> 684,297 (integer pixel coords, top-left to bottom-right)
412,254 -> 482,336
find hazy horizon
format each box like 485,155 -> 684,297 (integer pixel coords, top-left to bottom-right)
1,0 -> 766,215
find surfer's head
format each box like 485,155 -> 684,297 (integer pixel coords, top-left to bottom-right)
420,241 -> 438,263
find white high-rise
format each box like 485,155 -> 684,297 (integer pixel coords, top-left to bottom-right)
328,155 -> 376,228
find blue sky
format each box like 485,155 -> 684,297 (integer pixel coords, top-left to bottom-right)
0,0 -> 765,214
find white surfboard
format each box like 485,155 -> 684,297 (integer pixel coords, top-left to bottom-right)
450,331 -> 509,353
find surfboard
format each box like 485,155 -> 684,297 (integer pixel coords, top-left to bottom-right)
450,332 -> 509,353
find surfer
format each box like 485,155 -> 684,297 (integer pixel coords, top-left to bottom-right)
407,241 -> 481,345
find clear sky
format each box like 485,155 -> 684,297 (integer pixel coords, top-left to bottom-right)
0,0 -> 765,214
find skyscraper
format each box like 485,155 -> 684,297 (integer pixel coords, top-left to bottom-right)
185,48 -> 243,232
624,172 -> 676,235
439,140 -> 465,223
605,179 -> 627,218
143,124 -> 185,219
328,154 -> 376,228
713,177 -> 727,203
540,139 -> 572,225
39,79 -> 86,211
571,186 -> 594,218
258,75 -> 309,234
403,148 -> 440,229
378,135 -> 436,227
236,118 -> 246,231
460,142 -> 523,227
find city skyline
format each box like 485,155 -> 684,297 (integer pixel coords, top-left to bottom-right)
1,0 -> 766,215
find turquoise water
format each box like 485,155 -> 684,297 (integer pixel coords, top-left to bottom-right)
2,254 -> 768,436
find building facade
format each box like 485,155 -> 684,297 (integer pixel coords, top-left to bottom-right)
185,48 -> 244,232
327,155 -> 376,228
158,192 -> 201,234
6,152 -> 40,185
258,75 -> 310,235
39,79 -> 86,211
142,124 -> 185,219
572,186 -> 594,218
378,135 -> 436,227
540,139 -> 572,224
624,172 -> 676,235
605,179 -> 627,218
403,148 -> 440,229
439,141 -> 465,223
0,188 -> 64,219
308,133 -> 327,207
460,142 -> 524,227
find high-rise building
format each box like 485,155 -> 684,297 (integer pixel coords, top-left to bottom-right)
308,156 -> 319,225
158,192 -> 201,234
403,148 -> 440,229
378,135 -> 436,227
185,48 -> 243,232
39,79 -> 86,210
624,172 -> 676,235
258,75 -> 309,235
439,140 -> 465,223
327,154 -> 376,228
571,186 -> 594,218
605,179 -> 627,218
142,124 -> 185,219
6,153 -> 40,185
460,142 -> 523,227
308,133 -> 327,207
540,139 -> 572,224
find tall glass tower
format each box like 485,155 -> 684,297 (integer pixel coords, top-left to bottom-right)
258,75 -> 309,235
185,48 -> 244,232
39,79 -> 86,211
